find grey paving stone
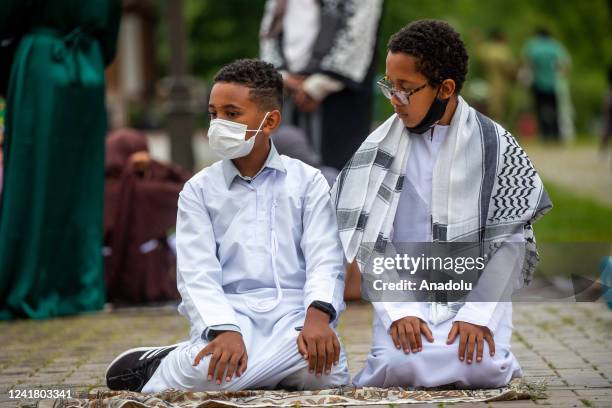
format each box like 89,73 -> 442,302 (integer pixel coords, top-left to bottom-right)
0,301 -> 609,408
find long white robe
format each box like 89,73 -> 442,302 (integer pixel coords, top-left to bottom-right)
352,301 -> 521,388
352,125 -> 523,388
143,145 -> 349,392
143,298 -> 350,391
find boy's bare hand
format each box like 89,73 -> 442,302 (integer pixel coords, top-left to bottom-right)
447,321 -> 495,364
293,88 -> 320,112
193,331 -> 248,385
284,74 -> 305,92
389,316 -> 434,354
297,307 -> 340,377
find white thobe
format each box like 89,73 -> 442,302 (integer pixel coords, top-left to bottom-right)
143,143 -> 349,392
353,125 -> 523,388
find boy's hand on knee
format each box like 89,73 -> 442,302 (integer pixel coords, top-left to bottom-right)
192,331 -> 248,385
297,307 -> 341,378
447,321 -> 495,364
389,316 -> 434,354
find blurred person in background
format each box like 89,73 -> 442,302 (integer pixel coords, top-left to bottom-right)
522,27 -> 572,142
476,28 -> 516,126
0,0 -> 120,319
104,128 -> 191,305
260,0 -> 384,170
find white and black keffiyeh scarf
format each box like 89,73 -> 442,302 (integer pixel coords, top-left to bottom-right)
331,96 -> 552,324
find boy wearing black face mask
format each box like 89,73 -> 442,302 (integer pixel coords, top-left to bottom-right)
378,24 -> 460,135
105,59 -> 350,392
332,20 -> 552,388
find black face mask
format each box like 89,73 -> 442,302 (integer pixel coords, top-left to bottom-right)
406,90 -> 450,134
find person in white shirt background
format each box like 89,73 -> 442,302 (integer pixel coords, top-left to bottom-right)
105,59 -> 350,392
260,0 -> 384,171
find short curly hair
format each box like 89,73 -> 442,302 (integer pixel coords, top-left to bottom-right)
213,59 -> 283,111
388,20 -> 468,93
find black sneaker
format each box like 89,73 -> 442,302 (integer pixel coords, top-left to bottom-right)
105,344 -> 179,391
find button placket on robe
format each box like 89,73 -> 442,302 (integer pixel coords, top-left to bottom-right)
253,178 -> 264,246
248,173 -> 272,270
238,180 -> 257,244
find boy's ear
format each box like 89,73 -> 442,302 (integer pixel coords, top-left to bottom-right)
264,110 -> 282,133
439,79 -> 456,99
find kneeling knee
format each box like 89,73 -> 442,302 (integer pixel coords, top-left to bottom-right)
460,356 -> 515,388
383,349 -> 425,374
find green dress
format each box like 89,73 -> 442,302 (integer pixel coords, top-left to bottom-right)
0,0 -> 120,319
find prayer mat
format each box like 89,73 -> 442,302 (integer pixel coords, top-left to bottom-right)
48,378 -> 545,407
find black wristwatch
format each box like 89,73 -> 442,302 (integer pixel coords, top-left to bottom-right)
308,301 -> 336,322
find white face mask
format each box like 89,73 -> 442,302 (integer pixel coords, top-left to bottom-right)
207,112 -> 270,159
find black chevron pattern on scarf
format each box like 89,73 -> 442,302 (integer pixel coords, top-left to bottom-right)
489,130 -> 538,223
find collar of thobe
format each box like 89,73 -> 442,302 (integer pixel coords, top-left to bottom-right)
222,141 -> 286,188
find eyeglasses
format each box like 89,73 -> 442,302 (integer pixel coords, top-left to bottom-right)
377,77 -> 427,105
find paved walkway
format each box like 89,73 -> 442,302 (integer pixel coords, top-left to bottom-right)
1,301 -> 610,407
522,143 -> 612,207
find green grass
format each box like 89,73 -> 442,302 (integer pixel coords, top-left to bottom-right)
529,180 -> 611,277
533,180 -> 612,243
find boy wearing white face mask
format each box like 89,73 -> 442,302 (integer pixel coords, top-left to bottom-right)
105,59 -> 350,392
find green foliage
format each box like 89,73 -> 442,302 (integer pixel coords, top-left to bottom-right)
185,0 -> 265,80
535,181 -> 612,242
517,180 -> 611,278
